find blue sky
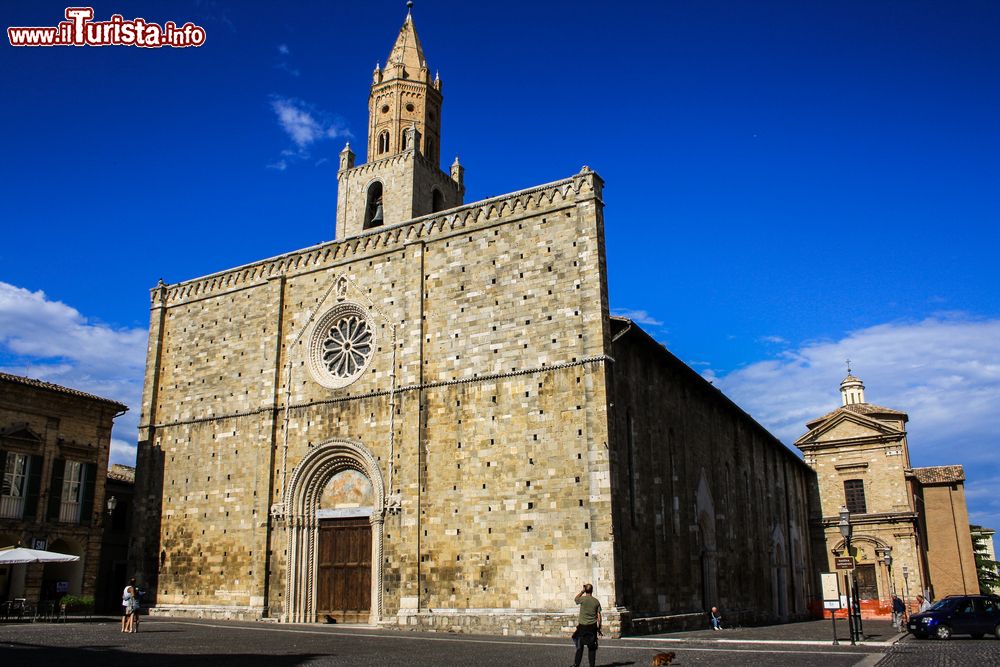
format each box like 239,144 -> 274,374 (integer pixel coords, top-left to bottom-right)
2,2 -> 998,535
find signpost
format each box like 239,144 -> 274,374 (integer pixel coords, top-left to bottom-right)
835,557 -> 855,570
821,572 -> 842,645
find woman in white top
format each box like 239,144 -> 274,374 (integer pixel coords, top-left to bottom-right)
122,578 -> 138,633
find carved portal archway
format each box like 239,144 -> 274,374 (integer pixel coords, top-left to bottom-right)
284,439 -> 385,624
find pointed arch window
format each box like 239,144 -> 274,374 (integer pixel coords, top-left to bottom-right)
431,188 -> 444,213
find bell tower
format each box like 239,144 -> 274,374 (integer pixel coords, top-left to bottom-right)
368,6 -> 441,165
335,2 -> 464,240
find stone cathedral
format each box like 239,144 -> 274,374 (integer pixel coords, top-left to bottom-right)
134,8 -> 819,635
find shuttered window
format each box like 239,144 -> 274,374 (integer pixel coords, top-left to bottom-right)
844,479 -> 867,514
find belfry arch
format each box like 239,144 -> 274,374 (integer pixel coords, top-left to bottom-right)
283,438 -> 386,624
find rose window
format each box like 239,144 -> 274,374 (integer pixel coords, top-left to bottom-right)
307,303 -> 376,389
322,315 -> 372,377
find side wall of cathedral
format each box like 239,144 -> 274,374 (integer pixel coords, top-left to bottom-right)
134,170 -> 623,634
605,326 -> 819,630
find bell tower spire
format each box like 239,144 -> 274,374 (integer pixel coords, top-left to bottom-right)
367,3 -> 442,165
335,2 -> 464,240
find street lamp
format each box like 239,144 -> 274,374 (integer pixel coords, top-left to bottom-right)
838,506 -> 856,645
884,547 -> 894,597
902,566 -> 910,621
883,546 -> 900,631
106,495 -> 118,516
839,507 -> 865,643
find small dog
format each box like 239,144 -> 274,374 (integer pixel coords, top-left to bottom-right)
651,651 -> 676,665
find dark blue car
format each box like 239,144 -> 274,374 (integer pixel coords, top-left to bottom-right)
907,594 -> 1000,639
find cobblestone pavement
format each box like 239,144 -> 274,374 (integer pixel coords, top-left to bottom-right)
876,634 -> 1000,666
0,617 -> 888,666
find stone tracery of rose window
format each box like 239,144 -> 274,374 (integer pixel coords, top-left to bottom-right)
307,302 -> 376,389
322,315 -> 372,378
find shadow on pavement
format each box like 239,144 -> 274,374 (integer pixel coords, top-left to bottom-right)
0,641 -> 329,666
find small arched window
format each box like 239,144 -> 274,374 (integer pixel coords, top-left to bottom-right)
431,188 -> 444,213
364,181 -> 384,229
377,131 -> 389,155
425,137 -> 436,163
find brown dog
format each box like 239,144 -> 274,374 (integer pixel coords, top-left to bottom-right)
651,652 -> 676,666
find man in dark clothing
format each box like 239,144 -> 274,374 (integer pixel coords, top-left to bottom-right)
572,583 -> 602,667
891,594 -> 906,630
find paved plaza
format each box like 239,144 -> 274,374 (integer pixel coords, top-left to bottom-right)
0,616 -> 996,666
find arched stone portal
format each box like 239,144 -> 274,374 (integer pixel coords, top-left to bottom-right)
284,439 -> 385,624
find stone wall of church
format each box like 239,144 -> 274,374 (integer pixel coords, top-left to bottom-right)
605,328 -> 819,629
135,169 -> 621,634
804,426 -> 911,519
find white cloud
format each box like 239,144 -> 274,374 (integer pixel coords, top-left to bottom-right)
0,282 -> 145,465
110,438 -> 136,465
714,314 -> 1000,530
267,97 -> 348,169
277,44 -> 289,55
759,335 -> 788,344
612,308 -> 663,327
270,96 -> 347,149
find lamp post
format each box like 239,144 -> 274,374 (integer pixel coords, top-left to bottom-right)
839,506 -> 857,645
902,566 -> 910,623
106,495 -> 118,517
884,547 -> 899,631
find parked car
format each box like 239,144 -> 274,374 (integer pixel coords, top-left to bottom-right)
907,594 -> 1000,639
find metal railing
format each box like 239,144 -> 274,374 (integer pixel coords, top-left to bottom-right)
0,495 -> 25,519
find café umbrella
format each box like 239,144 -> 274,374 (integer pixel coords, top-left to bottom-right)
0,546 -> 79,564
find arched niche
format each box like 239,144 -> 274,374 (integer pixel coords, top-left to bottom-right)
364,181 -> 384,229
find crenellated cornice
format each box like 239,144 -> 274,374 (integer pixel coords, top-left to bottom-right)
153,168 -> 603,307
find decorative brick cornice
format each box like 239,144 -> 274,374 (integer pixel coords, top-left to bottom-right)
152,170 -> 603,308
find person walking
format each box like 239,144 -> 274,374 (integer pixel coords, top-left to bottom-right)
891,594 -> 905,629
571,583 -> 602,667
709,606 -> 722,630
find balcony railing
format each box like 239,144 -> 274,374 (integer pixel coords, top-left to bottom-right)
0,495 -> 25,520
59,500 -> 81,524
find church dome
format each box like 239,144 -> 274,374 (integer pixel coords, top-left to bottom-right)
840,373 -> 865,405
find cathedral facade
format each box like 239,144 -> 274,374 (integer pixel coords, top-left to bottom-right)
133,10 -> 818,635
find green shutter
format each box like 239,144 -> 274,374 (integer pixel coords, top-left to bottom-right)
79,462 -> 97,526
24,455 -> 43,521
47,458 -> 65,522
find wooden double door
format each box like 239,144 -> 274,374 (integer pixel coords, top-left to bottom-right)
316,517 -> 371,623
